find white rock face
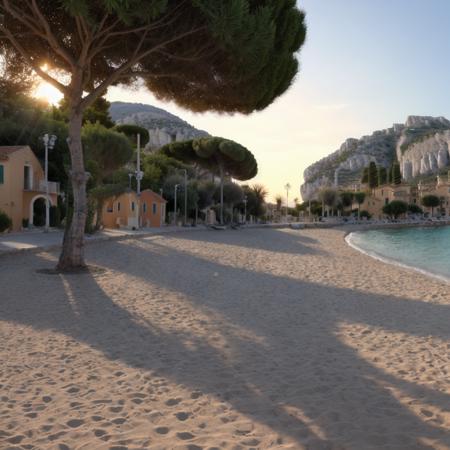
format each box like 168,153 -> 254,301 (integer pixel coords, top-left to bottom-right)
110,102 -> 209,151
398,130 -> 450,180
301,116 -> 450,201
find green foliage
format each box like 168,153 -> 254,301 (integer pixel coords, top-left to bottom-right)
361,167 -> 369,184
319,188 -> 337,207
383,200 -> 408,218
391,162 -> 401,185
408,203 -> 423,214
421,195 -> 440,214
161,137 -> 257,181
115,124 -> 150,148
368,161 -> 378,188
1,1 -> 306,114
241,183 -> 267,218
377,166 -> 387,186
49,205 -> 61,228
353,192 -> 366,205
54,96 -> 115,128
215,182 -> 244,206
340,191 -> 354,208
82,122 -> 134,183
359,210 -> 371,219
0,210 -> 12,232
140,153 -> 190,192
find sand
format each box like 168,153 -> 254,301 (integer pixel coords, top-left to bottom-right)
0,227 -> 449,450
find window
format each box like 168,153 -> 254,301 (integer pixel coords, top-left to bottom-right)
152,203 -> 157,214
0,165 -> 3,184
131,201 -> 135,212
24,165 -> 32,190
143,203 -> 147,213
117,202 -> 121,212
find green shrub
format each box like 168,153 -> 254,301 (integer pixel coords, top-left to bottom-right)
0,210 -> 12,232
22,218 -> 29,228
408,204 -> 423,214
359,210 -> 372,219
50,205 -> 61,227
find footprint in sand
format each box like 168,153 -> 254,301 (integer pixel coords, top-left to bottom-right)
7,435 -> 25,444
165,398 -> 181,407
112,418 -> 127,425
175,412 -> 190,421
155,426 -> 170,435
109,406 -> 123,413
66,419 -> 84,428
42,396 -> 52,403
94,429 -> 107,437
177,432 -> 195,440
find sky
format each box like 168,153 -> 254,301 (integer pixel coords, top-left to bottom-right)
104,0 -> 450,205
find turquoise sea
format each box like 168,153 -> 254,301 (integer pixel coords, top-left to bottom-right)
347,226 -> 450,282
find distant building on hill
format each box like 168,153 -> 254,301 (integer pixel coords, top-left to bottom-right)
0,146 -> 59,231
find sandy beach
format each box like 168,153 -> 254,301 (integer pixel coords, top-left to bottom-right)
0,227 -> 449,450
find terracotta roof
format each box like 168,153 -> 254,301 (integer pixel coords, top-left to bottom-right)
0,146 -> 29,160
141,189 -> 167,202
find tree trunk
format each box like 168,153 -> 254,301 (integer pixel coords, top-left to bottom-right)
57,110 -> 88,270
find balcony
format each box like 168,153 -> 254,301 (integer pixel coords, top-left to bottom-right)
24,179 -> 60,194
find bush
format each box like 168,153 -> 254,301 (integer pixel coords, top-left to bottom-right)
408,204 -> 423,214
22,218 -> 29,228
50,205 -> 61,227
0,210 -> 12,232
383,200 -> 408,218
359,210 -> 372,219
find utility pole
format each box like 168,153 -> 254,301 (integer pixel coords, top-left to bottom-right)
182,168 -> 187,226
42,134 -> 57,233
244,195 -> 247,224
135,133 -> 144,228
284,183 -> 291,223
174,184 -> 179,226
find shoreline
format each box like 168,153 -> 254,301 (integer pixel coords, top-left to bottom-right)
345,230 -> 450,285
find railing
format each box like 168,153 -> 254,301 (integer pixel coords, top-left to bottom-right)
24,180 -> 60,194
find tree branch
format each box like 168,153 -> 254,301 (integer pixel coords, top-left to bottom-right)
0,22 -> 69,95
79,25 -> 207,110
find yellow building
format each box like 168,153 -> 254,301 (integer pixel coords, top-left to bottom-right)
360,177 -> 450,218
0,146 -> 59,231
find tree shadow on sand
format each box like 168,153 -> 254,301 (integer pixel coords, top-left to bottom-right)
1,232 -> 449,449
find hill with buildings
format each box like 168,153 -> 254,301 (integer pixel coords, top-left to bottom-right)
109,101 -> 209,151
300,116 -> 450,200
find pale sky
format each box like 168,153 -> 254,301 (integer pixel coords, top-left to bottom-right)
105,0 -> 450,205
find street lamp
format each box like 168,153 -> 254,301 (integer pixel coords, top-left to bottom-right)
42,133 -> 57,232
284,182 -> 291,222
174,184 -> 179,225
243,195 -> 248,224
180,168 -> 187,225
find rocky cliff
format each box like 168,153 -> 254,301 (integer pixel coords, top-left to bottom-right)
300,116 -> 450,200
110,101 -> 209,151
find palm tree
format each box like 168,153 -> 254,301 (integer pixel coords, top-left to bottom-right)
275,195 -> 283,212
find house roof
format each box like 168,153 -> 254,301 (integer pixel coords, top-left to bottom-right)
0,146 -> 30,161
141,189 -> 167,203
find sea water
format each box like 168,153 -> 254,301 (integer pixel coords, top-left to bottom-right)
347,226 -> 450,282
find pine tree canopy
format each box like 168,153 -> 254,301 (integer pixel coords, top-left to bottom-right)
0,0 -> 306,113
161,137 -> 257,181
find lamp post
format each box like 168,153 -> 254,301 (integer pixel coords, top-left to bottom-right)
174,184 -> 179,225
284,183 -> 291,223
42,133 -> 57,233
181,168 -> 187,225
243,195 -> 247,224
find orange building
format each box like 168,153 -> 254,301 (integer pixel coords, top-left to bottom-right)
101,189 -> 166,229
140,189 -> 166,228
0,146 -> 59,231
